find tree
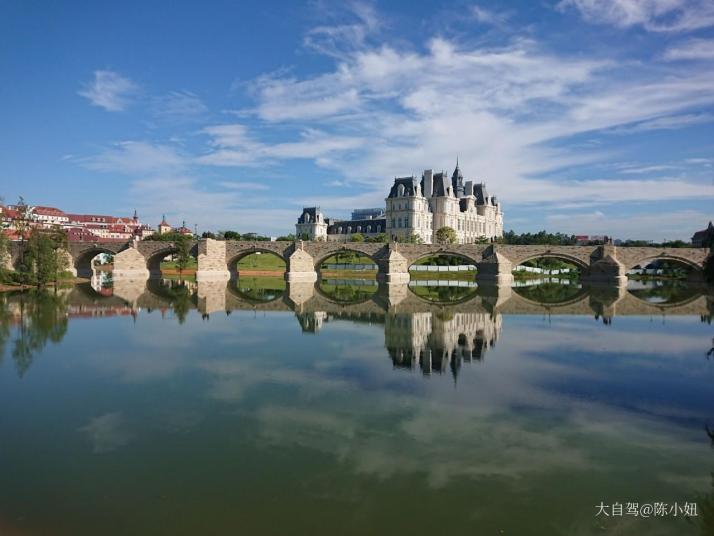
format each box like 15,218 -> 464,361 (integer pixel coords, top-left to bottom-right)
276,233 -> 296,241
174,236 -> 192,278
21,227 -> 69,288
0,230 -> 9,282
350,233 -> 365,242
435,226 -> 457,245
223,231 -> 241,240
366,233 -> 387,243
201,231 -> 217,239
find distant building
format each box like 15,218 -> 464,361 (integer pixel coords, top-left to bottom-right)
1,204 -> 153,242
692,221 -> 714,248
351,208 -> 385,221
157,215 -> 172,235
297,162 -> 503,244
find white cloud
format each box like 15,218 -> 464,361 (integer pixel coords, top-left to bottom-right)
606,112 -> 714,133
304,1 -> 382,59
472,5 -> 511,26
664,37 -> 714,60
151,90 -> 209,123
198,123 -> 365,166
78,70 -> 139,112
79,141 -> 187,175
558,0 -> 714,32
545,209 -> 712,239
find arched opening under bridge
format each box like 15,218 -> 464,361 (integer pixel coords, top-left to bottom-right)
512,254 -> 586,284
228,250 -> 286,280
409,253 -> 478,283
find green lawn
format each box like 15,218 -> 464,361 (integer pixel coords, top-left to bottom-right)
160,259 -> 198,270
236,254 -> 286,270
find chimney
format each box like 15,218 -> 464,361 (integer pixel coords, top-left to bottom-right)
423,169 -> 433,197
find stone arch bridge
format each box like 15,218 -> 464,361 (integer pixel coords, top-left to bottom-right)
8,238 -> 709,285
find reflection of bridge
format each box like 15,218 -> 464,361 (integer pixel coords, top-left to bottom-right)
99,279 -> 714,319
8,238 -> 709,285
59,281 -> 714,379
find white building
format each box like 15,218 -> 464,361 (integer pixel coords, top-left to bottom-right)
297,163 -> 503,244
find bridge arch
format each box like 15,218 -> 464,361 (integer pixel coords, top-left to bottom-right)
226,248 -> 287,278
314,248 -> 380,273
623,254 -> 704,273
408,250 -> 481,269
512,252 -> 590,271
73,246 -> 119,278
145,246 -> 182,277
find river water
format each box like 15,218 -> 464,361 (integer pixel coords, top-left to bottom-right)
0,279 -> 712,535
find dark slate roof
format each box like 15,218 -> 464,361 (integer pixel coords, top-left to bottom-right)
692,221 -> 714,240
327,218 -> 386,234
473,183 -> 489,205
431,172 -> 452,197
387,176 -> 419,198
451,164 -> 464,197
297,207 -> 322,224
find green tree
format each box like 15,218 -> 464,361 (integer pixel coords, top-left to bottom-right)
201,231 -> 217,239
223,231 -> 241,240
435,226 -> 457,245
350,233 -> 365,242
21,227 -> 69,288
0,230 -> 9,283
174,236 -> 192,278
366,233 -> 387,243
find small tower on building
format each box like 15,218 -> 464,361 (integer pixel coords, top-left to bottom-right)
158,215 -> 172,235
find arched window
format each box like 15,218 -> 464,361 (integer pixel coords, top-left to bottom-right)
357,226 -> 361,232
398,184 -> 405,197
304,212 -> 311,223
367,225 -> 372,233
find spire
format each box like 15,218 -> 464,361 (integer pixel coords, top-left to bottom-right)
133,209 -> 138,222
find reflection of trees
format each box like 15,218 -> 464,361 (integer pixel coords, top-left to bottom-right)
628,280 -> 700,305
153,280 -> 194,324
319,282 -> 377,303
235,277 -> 286,303
8,291 -> 68,377
409,285 -> 478,303
513,282 -> 583,304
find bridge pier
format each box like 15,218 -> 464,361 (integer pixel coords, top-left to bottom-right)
286,247 -> 318,282
582,251 -> 628,287
475,252 -> 513,286
376,247 -> 410,284
196,238 -> 231,282
113,246 -> 150,280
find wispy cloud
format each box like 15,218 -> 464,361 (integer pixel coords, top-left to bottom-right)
471,4 -> 511,27
150,90 -> 209,124
78,141 -> 187,175
558,0 -> 714,32
664,37 -> 714,60
605,112 -> 714,133
304,1 -> 382,59
78,70 -> 139,112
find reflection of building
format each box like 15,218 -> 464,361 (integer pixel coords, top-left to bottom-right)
385,311 -> 502,380
297,162 -> 503,244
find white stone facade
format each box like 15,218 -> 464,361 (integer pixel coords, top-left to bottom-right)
386,165 -> 503,244
297,164 -> 503,244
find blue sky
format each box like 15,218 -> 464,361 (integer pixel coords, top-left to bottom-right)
1,0 -> 713,239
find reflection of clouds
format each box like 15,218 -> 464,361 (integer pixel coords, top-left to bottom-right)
78,412 -> 133,454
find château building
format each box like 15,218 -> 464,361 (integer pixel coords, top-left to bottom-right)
296,163 -> 503,244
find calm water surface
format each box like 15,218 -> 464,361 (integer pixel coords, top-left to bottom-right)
0,279 -> 713,535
